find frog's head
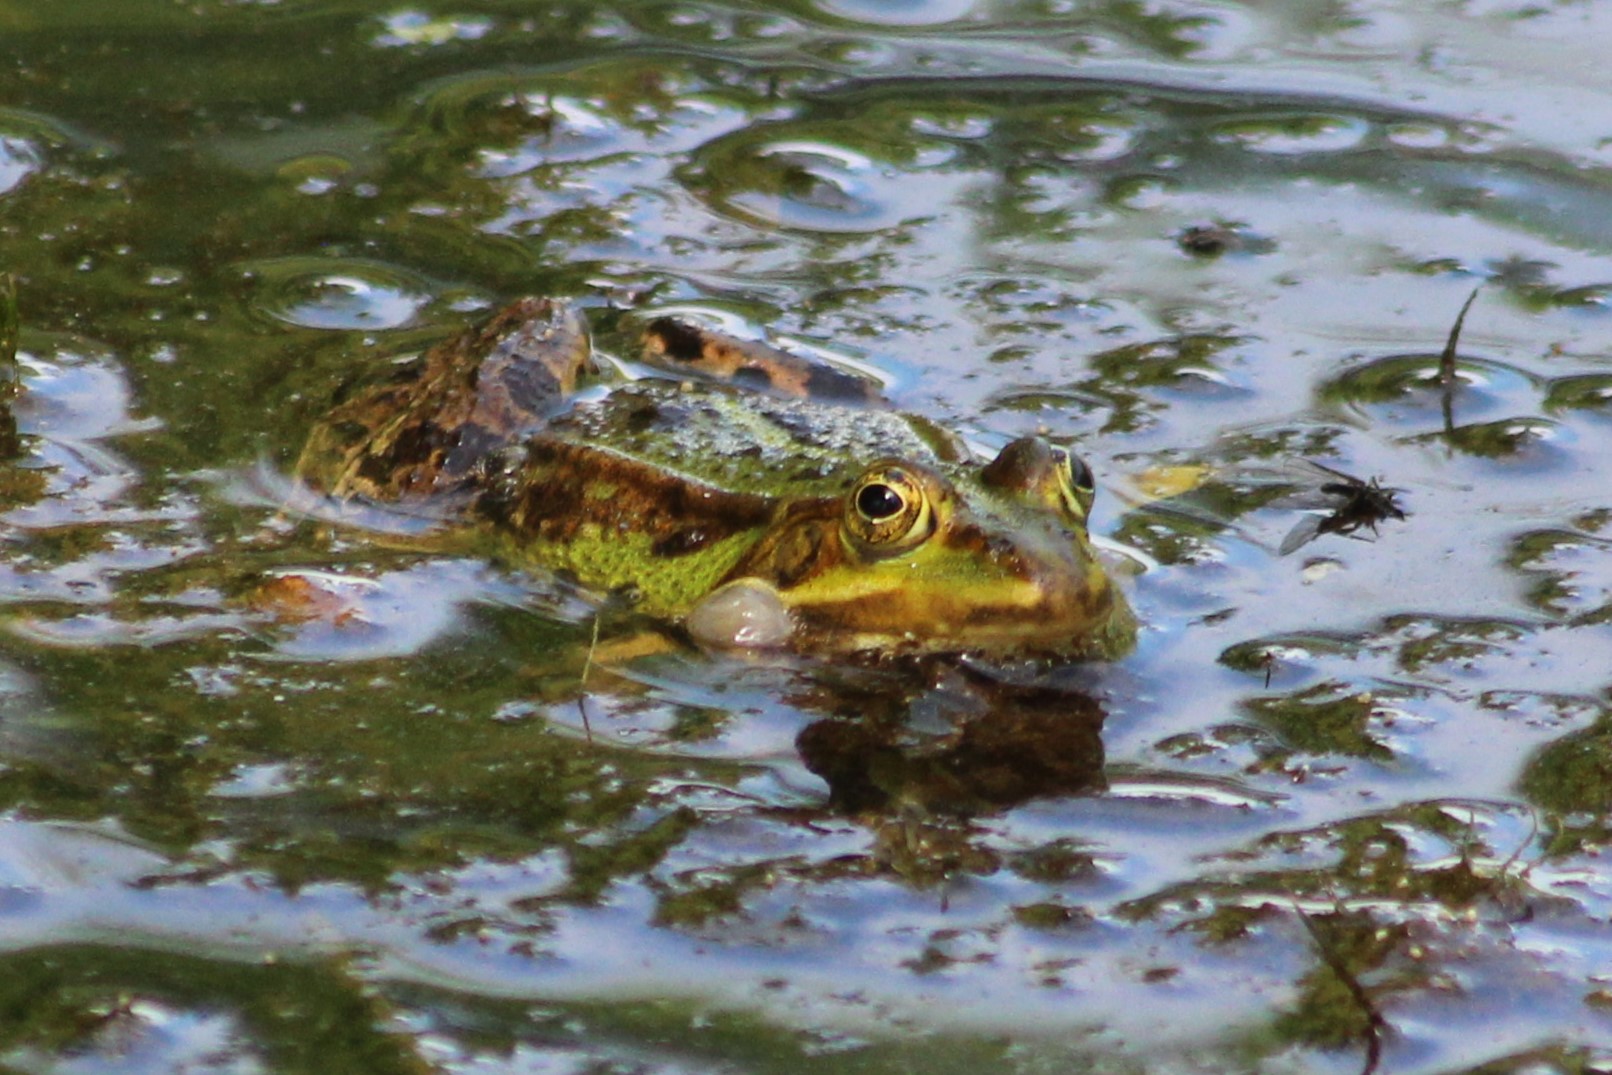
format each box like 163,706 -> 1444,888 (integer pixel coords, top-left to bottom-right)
687,436 -> 1135,658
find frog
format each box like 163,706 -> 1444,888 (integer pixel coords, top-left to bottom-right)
295,297 -> 1136,658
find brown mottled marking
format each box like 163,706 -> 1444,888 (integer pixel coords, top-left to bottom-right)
642,317 -> 880,403
718,499 -> 844,587
486,438 -> 778,550
299,298 -> 591,501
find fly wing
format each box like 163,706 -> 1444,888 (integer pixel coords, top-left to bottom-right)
1266,488 -> 1345,511
1278,513 -> 1325,556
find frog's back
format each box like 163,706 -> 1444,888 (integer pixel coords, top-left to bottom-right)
539,379 -> 963,499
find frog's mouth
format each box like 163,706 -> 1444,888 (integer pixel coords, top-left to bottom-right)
684,563 -> 1136,659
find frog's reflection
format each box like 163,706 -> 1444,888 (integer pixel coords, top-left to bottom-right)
794,669 -> 1106,816
788,668 -> 1106,889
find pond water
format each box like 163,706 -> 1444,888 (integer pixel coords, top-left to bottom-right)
3,0 -> 1612,1071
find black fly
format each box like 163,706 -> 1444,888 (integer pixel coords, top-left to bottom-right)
1272,460 -> 1407,556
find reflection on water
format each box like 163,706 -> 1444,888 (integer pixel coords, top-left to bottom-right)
3,0 -> 1612,1071
797,671 -> 1106,815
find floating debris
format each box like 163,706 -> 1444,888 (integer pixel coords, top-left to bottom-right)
1176,221 -> 1275,257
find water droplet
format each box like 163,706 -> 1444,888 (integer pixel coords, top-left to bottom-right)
814,0 -> 978,26
243,258 -> 429,330
1386,123 -> 1451,150
276,153 -> 351,195
1214,114 -> 1369,155
373,10 -> 494,48
212,762 -> 298,799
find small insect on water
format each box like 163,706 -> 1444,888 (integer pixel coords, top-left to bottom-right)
1272,459 -> 1408,556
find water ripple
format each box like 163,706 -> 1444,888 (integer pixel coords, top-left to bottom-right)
688,137 -> 925,234
241,257 -> 430,331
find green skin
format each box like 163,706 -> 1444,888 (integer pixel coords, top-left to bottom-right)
297,298 -> 1136,658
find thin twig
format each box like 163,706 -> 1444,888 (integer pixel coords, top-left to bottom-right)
1439,287 -> 1480,386
1439,287 -> 1479,446
1291,900 -> 1387,1075
1496,807 -> 1540,880
576,609 -> 600,745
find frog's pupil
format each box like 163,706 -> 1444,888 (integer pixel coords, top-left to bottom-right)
858,483 -> 904,521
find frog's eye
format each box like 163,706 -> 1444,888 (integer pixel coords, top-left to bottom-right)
1052,447 -> 1096,522
845,465 -> 934,555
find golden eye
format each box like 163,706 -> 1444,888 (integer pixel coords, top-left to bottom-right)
845,464 -> 934,555
1052,447 -> 1096,522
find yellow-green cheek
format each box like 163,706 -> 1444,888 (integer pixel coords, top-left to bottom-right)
494,523 -> 766,617
779,538 -> 1033,615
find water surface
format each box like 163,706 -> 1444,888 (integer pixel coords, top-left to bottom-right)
2,1 -> 1612,1071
